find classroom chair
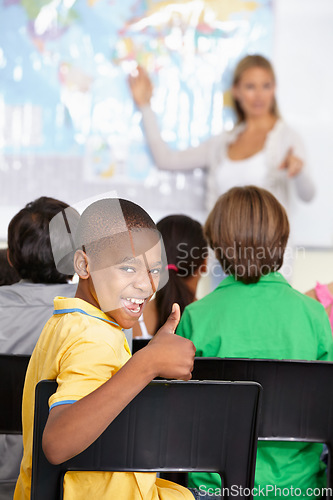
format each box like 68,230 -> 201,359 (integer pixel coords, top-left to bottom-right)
192,357 -> 333,498
132,337 -> 150,354
0,353 -> 30,498
0,353 -> 30,434
31,379 -> 262,500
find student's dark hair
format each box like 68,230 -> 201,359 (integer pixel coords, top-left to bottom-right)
0,248 -> 20,286
204,186 -> 289,284
7,197 -> 73,284
155,215 -> 207,332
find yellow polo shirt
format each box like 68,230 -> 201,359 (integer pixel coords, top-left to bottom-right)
14,297 -> 192,500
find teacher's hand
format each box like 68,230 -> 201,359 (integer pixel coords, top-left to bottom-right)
128,66 -> 153,107
279,148 -> 304,177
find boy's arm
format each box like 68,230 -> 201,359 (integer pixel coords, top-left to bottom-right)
42,304 -> 195,465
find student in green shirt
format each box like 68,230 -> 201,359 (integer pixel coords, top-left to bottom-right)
177,185 -> 333,499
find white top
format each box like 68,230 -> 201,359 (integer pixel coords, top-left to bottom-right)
136,314 -> 153,339
216,150 -> 267,195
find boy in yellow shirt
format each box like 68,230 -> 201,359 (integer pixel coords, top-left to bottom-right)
14,198 -> 196,500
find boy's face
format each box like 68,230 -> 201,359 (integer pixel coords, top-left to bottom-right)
88,228 -> 163,330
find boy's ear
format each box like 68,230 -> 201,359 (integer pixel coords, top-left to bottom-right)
6,249 -> 14,268
74,250 -> 90,279
199,258 -> 208,276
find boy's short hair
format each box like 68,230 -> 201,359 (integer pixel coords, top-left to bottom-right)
50,198 -> 162,276
204,186 -> 290,284
7,197 -> 73,284
74,198 -> 158,266
75,198 -> 157,254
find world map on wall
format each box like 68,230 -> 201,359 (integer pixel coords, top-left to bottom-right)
0,0 -> 273,185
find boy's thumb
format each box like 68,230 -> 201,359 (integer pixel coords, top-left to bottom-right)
167,303 -> 181,333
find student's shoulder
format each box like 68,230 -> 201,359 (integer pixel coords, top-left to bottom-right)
0,281 -> 76,304
183,289 -> 218,316
54,309 -> 124,354
0,282 -> 23,302
291,286 -> 328,317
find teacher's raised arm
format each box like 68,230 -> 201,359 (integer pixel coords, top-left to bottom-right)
128,55 -> 315,211
128,66 -> 215,172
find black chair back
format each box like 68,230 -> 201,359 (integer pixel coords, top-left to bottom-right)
192,357 -> 333,493
132,338 -> 150,354
31,379 -> 262,500
0,354 -> 30,433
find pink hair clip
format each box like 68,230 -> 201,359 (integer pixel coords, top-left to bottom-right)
166,264 -> 178,272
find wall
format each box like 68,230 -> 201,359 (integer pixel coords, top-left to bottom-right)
196,249 -> 333,299
274,0 -> 333,247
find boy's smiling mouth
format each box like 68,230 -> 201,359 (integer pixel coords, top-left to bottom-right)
122,297 -> 147,315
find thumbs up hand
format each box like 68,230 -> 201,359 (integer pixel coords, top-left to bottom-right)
145,303 -> 196,381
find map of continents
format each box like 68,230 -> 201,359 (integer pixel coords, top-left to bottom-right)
0,0 -> 272,182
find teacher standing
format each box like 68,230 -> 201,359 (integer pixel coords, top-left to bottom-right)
129,54 -> 315,212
